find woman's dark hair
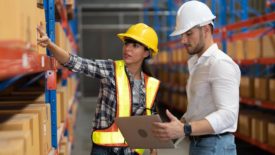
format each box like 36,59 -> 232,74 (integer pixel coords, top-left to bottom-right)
141,53 -> 155,77
124,38 -> 155,77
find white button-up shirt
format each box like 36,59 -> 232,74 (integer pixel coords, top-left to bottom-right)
184,44 -> 241,134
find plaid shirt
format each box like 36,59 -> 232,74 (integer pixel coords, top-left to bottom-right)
63,54 -> 157,155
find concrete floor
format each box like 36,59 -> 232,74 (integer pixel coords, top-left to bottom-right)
71,97 -> 272,155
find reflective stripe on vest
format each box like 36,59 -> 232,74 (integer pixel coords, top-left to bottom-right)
135,148 -> 145,155
92,60 -> 160,149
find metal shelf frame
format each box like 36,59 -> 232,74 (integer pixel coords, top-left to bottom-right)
44,0 -> 58,149
45,0 -> 78,151
0,0 -> 78,152
147,1 -> 275,154
235,132 -> 275,154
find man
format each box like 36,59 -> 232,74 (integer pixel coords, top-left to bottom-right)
37,23 -> 159,155
152,1 -> 241,155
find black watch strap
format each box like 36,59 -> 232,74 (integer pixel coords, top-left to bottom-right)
184,123 -> 192,136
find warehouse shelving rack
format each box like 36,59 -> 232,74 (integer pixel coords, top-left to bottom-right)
46,0 -> 79,154
0,0 -> 78,154
146,0 -> 275,154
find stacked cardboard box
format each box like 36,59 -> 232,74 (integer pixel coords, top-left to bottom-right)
254,78 -> 269,101
0,131 -> 32,155
0,0 -> 46,54
262,34 -> 275,58
0,113 -> 39,155
240,76 -> 254,98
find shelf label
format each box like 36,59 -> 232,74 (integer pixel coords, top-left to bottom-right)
255,100 -> 261,106
44,124 -> 47,136
41,56 -> 45,67
22,53 -> 29,68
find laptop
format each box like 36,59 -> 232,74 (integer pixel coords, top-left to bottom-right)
115,114 -> 183,149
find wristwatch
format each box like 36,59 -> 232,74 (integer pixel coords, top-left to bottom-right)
184,123 -> 192,136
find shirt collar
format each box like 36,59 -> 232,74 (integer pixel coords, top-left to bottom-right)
125,67 -> 145,87
187,43 -> 218,70
200,43 -> 218,58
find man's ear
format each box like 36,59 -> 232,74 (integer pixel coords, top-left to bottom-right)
203,25 -> 211,33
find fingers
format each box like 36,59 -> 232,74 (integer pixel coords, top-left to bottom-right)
38,42 -> 48,48
166,109 -> 177,121
37,29 -> 50,48
152,123 -> 171,140
36,25 -> 47,37
37,36 -> 49,42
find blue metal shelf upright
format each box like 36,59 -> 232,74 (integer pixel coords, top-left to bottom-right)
44,0 -> 58,149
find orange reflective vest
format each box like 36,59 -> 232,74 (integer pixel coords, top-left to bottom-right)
92,60 -> 160,154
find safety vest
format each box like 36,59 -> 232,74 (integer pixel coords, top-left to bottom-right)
92,60 -> 160,154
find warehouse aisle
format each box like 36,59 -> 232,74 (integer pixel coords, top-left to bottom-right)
71,97 -> 97,155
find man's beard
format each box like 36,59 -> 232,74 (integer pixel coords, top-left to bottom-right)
186,30 -> 205,56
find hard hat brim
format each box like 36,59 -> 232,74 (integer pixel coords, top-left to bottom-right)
117,33 -> 158,54
170,20 -> 215,37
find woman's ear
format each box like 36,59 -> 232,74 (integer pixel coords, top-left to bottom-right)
144,50 -> 150,58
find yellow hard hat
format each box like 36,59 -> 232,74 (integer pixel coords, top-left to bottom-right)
117,23 -> 158,57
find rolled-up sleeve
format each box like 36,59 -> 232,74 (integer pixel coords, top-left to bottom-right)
205,60 -> 241,134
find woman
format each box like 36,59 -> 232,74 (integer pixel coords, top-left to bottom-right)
37,23 -> 159,155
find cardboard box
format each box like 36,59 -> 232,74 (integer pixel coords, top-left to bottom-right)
227,40 -> 245,60
262,34 -> 275,58
0,0 -> 24,42
57,86 -> 69,122
244,38 -> 261,59
251,117 -> 267,143
0,0 -> 46,53
36,7 -> 46,54
238,112 -> 251,137
0,139 -> 24,155
235,40 -> 245,59
240,76 -> 254,98
55,22 -> 65,48
269,79 -> 275,102
0,112 -> 40,155
0,115 -> 32,132
226,41 -> 235,59
254,78 -> 269,100
0,131 -> 32,155
0,103 -> 52,155
267,121 -> 275,147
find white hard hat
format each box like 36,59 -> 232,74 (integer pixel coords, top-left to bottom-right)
170,0 -> 216,36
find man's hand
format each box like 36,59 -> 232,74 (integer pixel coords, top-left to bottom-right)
150,149 -> 157,155
152,110 -> 184,140
37,25 -> 51,48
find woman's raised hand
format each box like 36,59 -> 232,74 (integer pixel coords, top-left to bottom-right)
37,25 -> 51,48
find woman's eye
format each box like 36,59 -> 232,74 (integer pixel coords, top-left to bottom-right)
133,43 -> 140,48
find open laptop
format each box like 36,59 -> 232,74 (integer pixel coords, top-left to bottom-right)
115,114 -> 183,149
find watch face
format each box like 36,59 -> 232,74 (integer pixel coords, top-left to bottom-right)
184,124 -> 192,136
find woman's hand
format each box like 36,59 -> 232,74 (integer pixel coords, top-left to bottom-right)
37,25 -> 51,48
150,149 -> 157,155
36,25 -> 70,64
